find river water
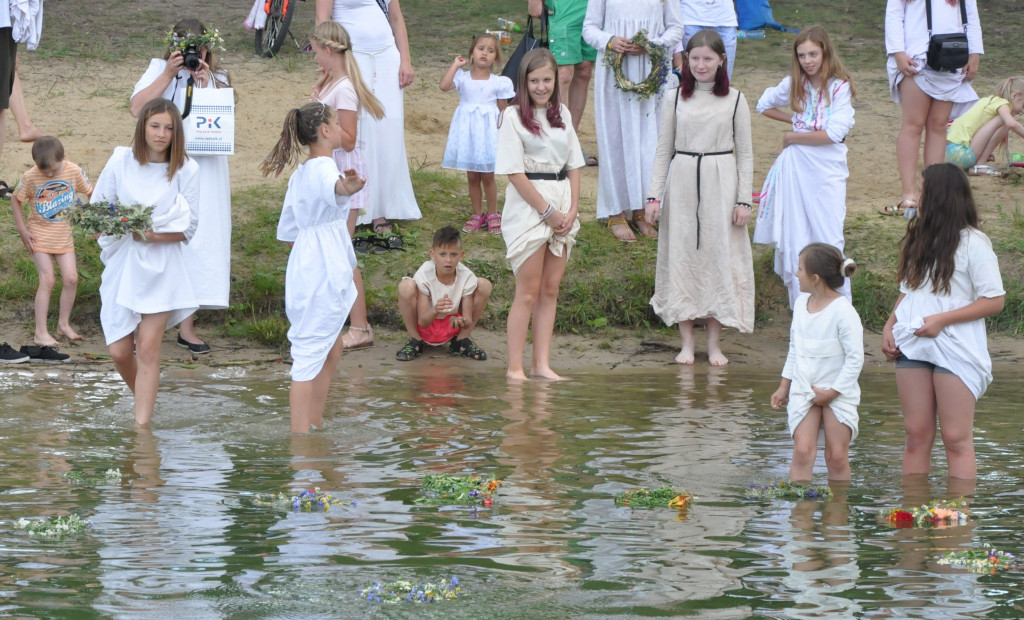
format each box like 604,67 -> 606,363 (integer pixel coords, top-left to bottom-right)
1,361 -> 1022,618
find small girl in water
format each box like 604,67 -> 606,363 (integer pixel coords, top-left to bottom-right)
771,243 -> 863,482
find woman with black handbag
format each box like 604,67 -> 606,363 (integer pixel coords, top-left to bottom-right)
883,0 -> 982,217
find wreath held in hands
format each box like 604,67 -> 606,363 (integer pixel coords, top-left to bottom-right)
602,29 -> 669,100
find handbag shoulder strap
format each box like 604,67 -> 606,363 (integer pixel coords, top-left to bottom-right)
925,0 -> 968,35
375,0 -> 389,19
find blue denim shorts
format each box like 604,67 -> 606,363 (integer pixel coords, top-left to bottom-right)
946,142 -> 977,169
894,355 -> 953,374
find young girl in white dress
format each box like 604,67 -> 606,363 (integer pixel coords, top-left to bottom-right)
261,102 -> 366,433
771,243 -> 863,482
92,98 -> 201,426
130,18 -> 233,353
440,33 -> 514,235
310,21 -> 385,352
495,49 -> 585,381
882,163 -> 1004,479
753,26 -> 855,309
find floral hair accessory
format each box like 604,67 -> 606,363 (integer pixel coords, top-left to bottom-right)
939,546 -> 1022,573
360,577 -> 461,604
602,29 -> 669,100
746,481 -> 833,501
614,486 -> 691,510
164,28 -> 225,53
16,514 -> 92,539
881,497 -> 971,528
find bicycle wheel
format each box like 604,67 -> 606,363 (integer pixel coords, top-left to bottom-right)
254,0 -> 295,58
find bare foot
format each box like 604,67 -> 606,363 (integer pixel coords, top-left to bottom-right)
708,349 -> 730,366
34,334 -> 59,347
531,367 -> 566,380
507,370 -> 529,381
674,347 -> 695,365
57,326 -> 84,341
19,126 -> 43,142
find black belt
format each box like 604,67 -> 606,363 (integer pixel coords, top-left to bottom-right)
525,167 -> 568,181
673,149 -> 733,249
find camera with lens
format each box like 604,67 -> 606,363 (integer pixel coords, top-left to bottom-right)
182,43 -> 202,71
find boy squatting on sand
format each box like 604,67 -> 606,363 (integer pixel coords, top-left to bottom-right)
395,226 -> 492,361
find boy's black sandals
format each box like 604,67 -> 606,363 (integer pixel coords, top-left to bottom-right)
450,337 -> 487,361
19,345 -> 70,363
396,338 -> 424,361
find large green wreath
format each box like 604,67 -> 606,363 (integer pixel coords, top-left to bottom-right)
602,29 -> 670,100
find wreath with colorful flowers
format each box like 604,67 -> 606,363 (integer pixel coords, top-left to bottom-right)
164,28 -> 225,54
602,29 -> 670,100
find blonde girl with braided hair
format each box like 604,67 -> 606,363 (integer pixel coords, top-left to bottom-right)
261,101 -> 366,432
309,21 -> 384,351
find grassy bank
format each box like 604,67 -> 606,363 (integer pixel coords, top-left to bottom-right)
3,0 -> 1024,347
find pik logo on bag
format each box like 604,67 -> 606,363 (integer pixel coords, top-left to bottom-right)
194,116 -> 222,129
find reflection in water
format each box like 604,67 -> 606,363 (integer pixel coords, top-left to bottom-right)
1,367 -> 1024,616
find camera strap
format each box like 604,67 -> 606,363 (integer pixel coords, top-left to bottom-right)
181,76 -> 194,119
924,0 -> 968,36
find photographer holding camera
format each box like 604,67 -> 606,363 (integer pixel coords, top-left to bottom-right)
128,18 -> 235,354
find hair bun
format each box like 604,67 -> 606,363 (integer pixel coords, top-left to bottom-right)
841,257 -> 857,277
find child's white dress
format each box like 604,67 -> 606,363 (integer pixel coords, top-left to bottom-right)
92,147 -> 200,345
318,76 -> 369,212
892,228 -> 1004,399
753,76 -> 855,308
782,294 -> 864,440
442,71 -> 514,172
276,157 -> 358,381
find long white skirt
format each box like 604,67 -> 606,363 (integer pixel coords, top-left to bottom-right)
183,154 -> 231,309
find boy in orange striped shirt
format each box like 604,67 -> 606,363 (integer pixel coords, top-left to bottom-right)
12,136 -> 93,346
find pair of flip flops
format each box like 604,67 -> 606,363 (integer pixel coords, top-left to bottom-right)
0,181 -> 11,199
353,234 -> 404,254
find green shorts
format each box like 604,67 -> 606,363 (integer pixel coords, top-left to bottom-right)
546,0 -> 596,66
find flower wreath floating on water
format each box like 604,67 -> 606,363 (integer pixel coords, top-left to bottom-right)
939,546 -> 1022,573
747,481 -> 833,501
360,576 -> 462,604
165,28 -> 226,53
415,474 -> 502,508
602,29 -> 669,100
614,486 -> 691,510
881,497 -> 971,528
64,200 -> 154,238
16,514 -> 92,539
251,487 -> 348,512
63,468 -> 121,486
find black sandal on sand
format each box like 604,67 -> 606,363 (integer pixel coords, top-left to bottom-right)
449,337 -> 487,361
396,338 -> 423,361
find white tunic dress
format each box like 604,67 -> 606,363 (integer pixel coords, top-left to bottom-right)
442,71 -> 515,173
133,59 -> 232,309
318,77 -> 369,212
330,0 -> 421,225
494,105 -> 586,275
276,157 -> 359,382
753,76 -> 854,308
583,0 -> 684,219
782,294 -> 864,440
892,228 -> 1004,400
92,147 -> 201,345
884,0 -> 982,116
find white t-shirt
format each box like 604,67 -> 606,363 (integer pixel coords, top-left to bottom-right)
0,4 -> 11,29
411,260 -> 478,313
679,0 -> 737,27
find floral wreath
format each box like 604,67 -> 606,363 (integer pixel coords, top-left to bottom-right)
602,29 -> 669,100
164,28 -> 225,54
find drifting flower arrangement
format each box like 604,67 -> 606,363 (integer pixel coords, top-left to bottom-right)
62,468 -> 121,486
614,486 -> 691,509
938,547 -> 1022,573
360,577 -> 461,604
251,487 -> 346,512
16,514 -> 92,539
602,29 -> 669,100
165,28 -> 225,53
415,474 -> 502,508
747,481 -> 833,501
881,498 -> 971,528
64,200 -> 153,238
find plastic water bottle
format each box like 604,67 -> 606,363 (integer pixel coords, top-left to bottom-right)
497,18 -> 521,32
737,29 -> 766,40
487,29 -> 512,44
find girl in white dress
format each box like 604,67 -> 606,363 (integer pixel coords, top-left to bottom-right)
130,18 -> 233,353
261,102 -> 366,433
309,21 -> 385,352
771,244 -> 863,482
753,26 -> 856,309
885,0 -> 982,214
882,163 -> 1004,479
495,49 -> 585,381
92,98 -> 200,426
315,0 -> 420,233
440,33 -> 514,235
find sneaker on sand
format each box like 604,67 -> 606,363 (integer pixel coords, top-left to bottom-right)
20,345 -> 71,364
0,343 -> 30,364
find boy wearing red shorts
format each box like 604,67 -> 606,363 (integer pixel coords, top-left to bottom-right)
396,226 -> 493,361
